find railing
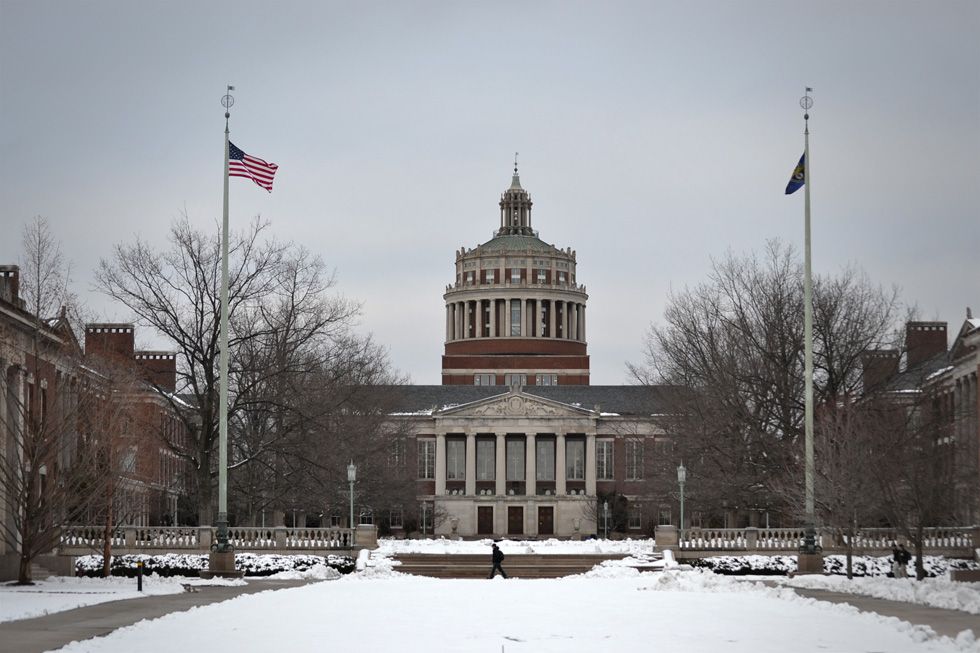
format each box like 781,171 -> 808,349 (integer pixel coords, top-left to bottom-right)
673,526 -> 979,555
59,525 -> 361,554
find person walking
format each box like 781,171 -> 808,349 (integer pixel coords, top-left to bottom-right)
489,542 -> 508,579
891,544 -> 901,577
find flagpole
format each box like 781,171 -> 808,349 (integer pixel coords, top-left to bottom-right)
216,85 -> 235,553
800,88 -> 819,558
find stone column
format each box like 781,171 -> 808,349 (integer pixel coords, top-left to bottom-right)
435,433 -> 446,496
504,298 -> 512,337
585,433 -> 597,496
465,432 -> 476,496
446,304 -> 453,342
580,305 -> 586,342
536,300 -> 543,339
556,433 -> 567,495
548,300 -> 556,339
490,299 -> 497,338
495,433 -> 506,495
463,301 -> 471,340
526,434 -> 536,496
526,299 -> 534,337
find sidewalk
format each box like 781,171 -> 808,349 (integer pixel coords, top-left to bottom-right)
0,579 -> 311,653
775,584 -> 979,639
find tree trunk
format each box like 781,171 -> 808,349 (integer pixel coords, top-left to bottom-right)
18,551 -> 32,585
102,501 -> 113,578
914,526 -> 925,580
844,527 -> 853,580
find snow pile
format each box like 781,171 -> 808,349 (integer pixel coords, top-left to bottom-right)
267,564 -> 342,581
780,575 -> 980,615
377,536 -> 653,555
75,552 -> 354,577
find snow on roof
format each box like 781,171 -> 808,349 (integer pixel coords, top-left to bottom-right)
925,365 -> 954,381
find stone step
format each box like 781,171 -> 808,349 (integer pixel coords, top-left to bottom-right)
390,553 -> 637,579
30,563 -> 54,580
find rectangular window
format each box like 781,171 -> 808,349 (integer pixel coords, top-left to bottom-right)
630,506 -> 644,529
510,299 -> 521,336
536,438 -> 555,481
474,374 -> 496,386
506,438 -> 525,481
536,374 -> 558,386
389,508 -> 403,529
330,514 -> 342,527
510,268 -> 520,283
419,501 -> 434,534
359,509 -> 374,525
626,439 -> 644,480
446,439 -> 466,480
658,507 -> 672,526
389,439 -> 404,467
466,271 -> 474,285
597,440 -> 614,480
565,439 -> 585,480
504,373 -> 527,386
485,269 -> 495,284
558,272 -> 566,284
537,269 -> 546,283
417,440 -> 435,479
476,439 -> 495,481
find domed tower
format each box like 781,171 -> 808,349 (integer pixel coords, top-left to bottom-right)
442,165 -> 589,385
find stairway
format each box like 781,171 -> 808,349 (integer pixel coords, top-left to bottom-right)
391,553 -> 633,579
30,562 -> 54,580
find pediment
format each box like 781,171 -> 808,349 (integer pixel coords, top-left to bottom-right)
438,389 -> 594,418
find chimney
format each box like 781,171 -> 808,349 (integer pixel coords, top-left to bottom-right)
861,349 -> 900,392
0,265 -> 23,308
905,321 -> 947,368
135,351 -> 177,393
85,323 -> 135,360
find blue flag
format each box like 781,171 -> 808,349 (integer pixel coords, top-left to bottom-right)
785,153 -> 805,195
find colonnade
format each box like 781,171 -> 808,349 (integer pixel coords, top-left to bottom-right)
445,298 -> 586,341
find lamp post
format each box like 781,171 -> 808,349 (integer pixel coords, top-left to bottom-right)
677,463 -> 687,546
603,500 -> 609,539
347,461 -> 357,529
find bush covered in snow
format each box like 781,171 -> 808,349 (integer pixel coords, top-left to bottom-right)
75,553 -> 355,578
690,554 -> 980,577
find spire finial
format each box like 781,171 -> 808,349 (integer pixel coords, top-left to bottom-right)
514,151 -> 519,175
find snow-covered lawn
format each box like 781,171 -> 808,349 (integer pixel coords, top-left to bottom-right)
774,574 -> 980,615
0,575 -> 244,623
49,567 -> 979,653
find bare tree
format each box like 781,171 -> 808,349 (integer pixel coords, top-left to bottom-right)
630,241 -> 901,526
96,216 -> 378,525
0,218 -> 106,583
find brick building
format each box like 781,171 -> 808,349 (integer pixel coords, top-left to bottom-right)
377,170 -> 677,538
1,266 -> 189,567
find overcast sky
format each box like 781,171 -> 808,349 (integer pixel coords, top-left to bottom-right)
1,1 -> 977,384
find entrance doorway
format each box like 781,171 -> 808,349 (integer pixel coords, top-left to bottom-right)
507,506 -> 524,535
537,506 -> 554,535
477,506 -> 494,535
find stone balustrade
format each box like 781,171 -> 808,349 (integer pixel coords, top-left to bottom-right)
657,525 -> 980,558
58,525 -> 364,555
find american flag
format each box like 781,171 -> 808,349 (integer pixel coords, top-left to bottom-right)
228,141 -> 278,192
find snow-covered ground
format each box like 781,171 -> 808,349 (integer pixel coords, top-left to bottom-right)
48,567 -> 979,653
0,575 -> 245,623
773,574 -> 980,615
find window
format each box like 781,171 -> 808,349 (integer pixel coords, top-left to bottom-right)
389,439 -> 404,467
565,439 -> 585,480
510,269 -> 521,283
505,373 -> 527,386
389,508 -> 403,529
629,506 -> 643,530
446,439 -> 466,480
419,501 -> 434,535
466,271 -> 474,285
506,438 -> 525,481
658,507 -> 672,526
417,440 -> 435,479
359,509 -> 374,525
536,374 -> 558,386
485,269 -> 495,284
474,374 -> 496,386
558,272 -> 566,284
691,511 -> 703,528
510,299 -> 522,336
626,440 -> 644,480
330,514 -> 342,527
122,447 -> 137,473
536,438 -> 555,481
476,439 -> 495,480
536,269 -> 546,283
597,440 -> 614,480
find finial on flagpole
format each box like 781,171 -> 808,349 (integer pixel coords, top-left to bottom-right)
514,151 -> 519,175
800,87 -> 813,122
221,85 -> 235,122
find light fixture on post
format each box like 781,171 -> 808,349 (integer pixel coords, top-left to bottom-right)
677,463 -> 687,546
347,461 -> 357,532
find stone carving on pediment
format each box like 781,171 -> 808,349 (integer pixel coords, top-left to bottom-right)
468,395 -> 567,417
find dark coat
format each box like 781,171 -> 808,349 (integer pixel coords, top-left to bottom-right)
492,546 -> 505,564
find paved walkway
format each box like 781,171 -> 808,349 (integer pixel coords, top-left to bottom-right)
0,579 -> 311,653
769,584 -> 979,639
